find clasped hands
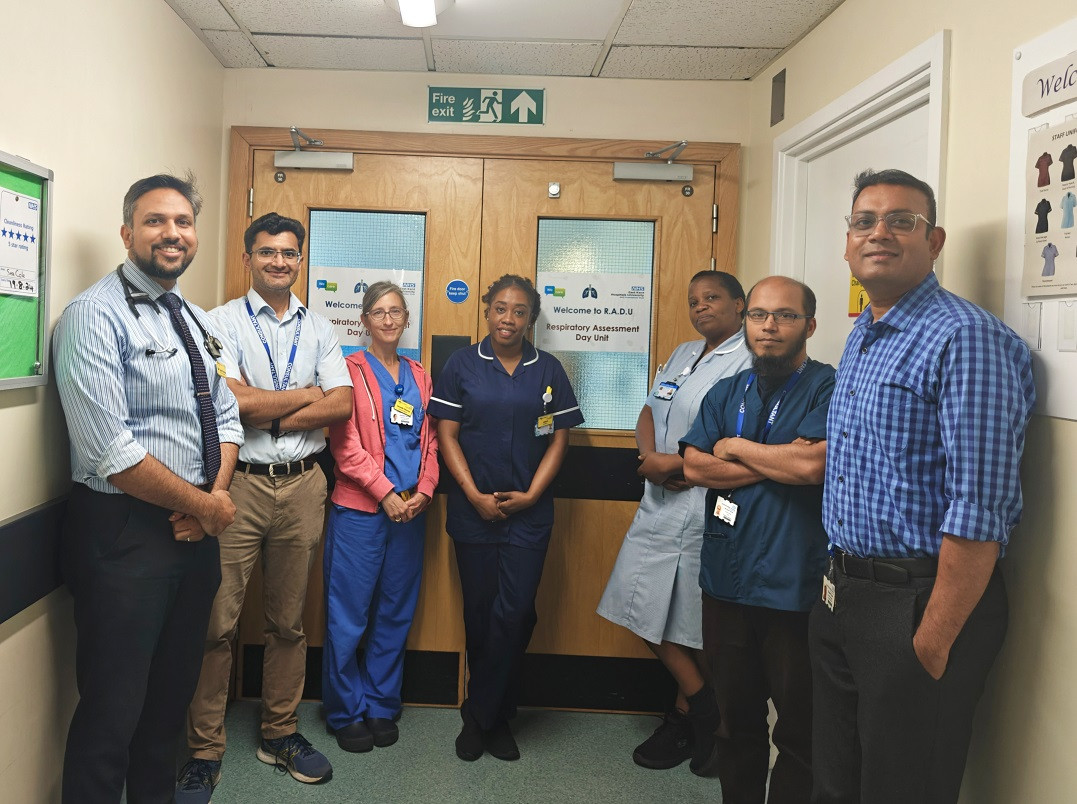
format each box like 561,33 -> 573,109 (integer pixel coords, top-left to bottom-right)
171,488 -> 236,543
636,451 -> 689,491
470,490 -> 535,522
382,490 -> 432,524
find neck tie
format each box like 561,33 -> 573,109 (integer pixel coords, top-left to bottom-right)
160,293 -> 222,484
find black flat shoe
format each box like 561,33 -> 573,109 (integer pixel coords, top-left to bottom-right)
334,721 -> 374,753
484,720 -> 520,761
366,717 -> 399,748
455,701 -> 484,761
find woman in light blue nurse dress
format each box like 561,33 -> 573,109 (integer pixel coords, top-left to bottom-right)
597,270 -> 752,773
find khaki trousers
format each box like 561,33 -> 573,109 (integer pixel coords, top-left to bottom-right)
187,465 -> 327,759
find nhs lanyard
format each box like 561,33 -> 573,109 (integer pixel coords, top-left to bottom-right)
736,360 -> 808,442
245,298 -> 303,392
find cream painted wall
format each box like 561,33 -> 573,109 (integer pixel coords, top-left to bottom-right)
2,0 -> 224,799
223,68 -> 749,143
740,2 -> 1077,801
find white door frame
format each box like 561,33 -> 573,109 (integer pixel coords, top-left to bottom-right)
770,31 -> 951,279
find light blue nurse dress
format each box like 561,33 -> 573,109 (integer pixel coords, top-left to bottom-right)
596,329 -> 752,648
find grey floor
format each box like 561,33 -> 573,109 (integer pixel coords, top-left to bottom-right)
205,701 -> 723,803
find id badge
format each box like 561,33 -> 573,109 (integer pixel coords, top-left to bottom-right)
713,494 -> 738,526
215,361 -> 227,378
535,413 -> 554,436
653,381 -> 679,400
822,574 -> 836,611
390,398 -> 414,426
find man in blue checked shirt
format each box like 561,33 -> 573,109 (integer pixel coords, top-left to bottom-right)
53,173 -> 243,804
811,169 -> 1035,804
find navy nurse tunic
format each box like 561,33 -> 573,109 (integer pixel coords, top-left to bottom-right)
428,336 -> 584,547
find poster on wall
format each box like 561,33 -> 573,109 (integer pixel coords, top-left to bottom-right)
306,266 -> 423,358
535,272 -> 651,353
1023,120 -> 1077,296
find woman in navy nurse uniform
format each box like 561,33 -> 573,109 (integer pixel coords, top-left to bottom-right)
429,274 -> 584,763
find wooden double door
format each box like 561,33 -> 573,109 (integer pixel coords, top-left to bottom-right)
227,129 -> 739,709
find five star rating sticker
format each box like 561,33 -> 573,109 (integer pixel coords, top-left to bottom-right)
1,227 -> 35,243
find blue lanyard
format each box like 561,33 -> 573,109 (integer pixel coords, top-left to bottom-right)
245,298 -> 303,392
735,360 -> 808,442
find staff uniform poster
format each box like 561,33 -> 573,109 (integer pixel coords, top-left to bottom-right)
307,267 -> 423,358
1024,120 -> 1077,295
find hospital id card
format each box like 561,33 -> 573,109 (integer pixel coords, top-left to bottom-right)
391,398 -> 414,426
653,381 -> 679,400
822,574 -> 836,611
534,414 -> 554,436
713,494 -> 738,526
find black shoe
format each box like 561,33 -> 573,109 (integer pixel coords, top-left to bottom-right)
366,717 -> 399,748
632,709 -> 692,770
455,701 -> 484,762
483,720 -> 520,761
686,685 -> 722,777
334,721 -> 374,753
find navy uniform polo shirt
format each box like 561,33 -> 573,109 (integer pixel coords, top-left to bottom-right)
679,359 -> 835,612
429,336 -> 584,547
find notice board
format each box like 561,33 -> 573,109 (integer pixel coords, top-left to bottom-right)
0,150 -> 51,390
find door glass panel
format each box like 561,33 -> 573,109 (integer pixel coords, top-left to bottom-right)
307,209 -> 426,359
534,218 -> 655,430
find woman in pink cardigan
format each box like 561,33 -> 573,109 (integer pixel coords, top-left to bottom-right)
322,281 -> 438,754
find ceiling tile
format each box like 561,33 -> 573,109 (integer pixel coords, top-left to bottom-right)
432,0 -> 627,40
229,0 -> 407,37
601,45 -> 781,80
615,0 -> 845,49
432,40 -> 600,76
163,0 -> 237,30
204,30 -> 266,67
253,35 -> 429,70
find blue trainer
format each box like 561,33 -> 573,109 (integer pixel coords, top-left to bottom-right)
174,758 -> 221,804
256,732 -> 333,784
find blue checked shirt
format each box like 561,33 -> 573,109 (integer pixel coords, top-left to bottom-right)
823,273 -> 1035,558
53,259 -> 244,493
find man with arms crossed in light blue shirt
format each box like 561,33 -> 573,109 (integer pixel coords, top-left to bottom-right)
176,212 -> 352,802
812,169 -> 1036,804
53,173 -> 243,804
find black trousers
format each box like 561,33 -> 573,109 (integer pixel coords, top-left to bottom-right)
453,540 -> 548,730
809,564 -> 1008,804
61,484 -> 221,804
703,595 -> 813,804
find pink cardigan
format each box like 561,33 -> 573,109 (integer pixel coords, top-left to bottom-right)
328,351 -> 439,513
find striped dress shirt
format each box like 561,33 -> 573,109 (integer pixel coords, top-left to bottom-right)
823,272 -> 1035,558
53,258 -> 243,493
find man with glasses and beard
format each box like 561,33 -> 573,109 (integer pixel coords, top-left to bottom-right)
53,173 -> 243,803
812,169 -> 1035,804
681,275 -> 834,804
176,212 -> 352,802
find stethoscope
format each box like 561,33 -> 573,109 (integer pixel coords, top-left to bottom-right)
116,265 -> 223,360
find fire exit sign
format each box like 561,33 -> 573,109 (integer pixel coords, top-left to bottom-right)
428,87 -> 545,125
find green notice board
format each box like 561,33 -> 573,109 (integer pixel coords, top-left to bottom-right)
0,151 -> 51,389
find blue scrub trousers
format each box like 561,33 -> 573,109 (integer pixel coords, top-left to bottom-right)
453,539 -> 549,730
322,504 -> 425,729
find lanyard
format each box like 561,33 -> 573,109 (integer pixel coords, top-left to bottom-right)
245,298 -> 303,392
736,360 -> 808,442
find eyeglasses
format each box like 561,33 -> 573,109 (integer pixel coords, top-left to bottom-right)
845,212 -> 933,235
745,310 -> 812,325
249,248 -> 302,263
365,307 -> 406,322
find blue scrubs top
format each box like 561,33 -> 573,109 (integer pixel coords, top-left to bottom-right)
368,354 -> 423,492
429,337 -> 584,547
679,359 -> 835,612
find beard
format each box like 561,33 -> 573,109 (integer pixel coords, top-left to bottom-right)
751,331 -> 809,378
130,243 -> 194,281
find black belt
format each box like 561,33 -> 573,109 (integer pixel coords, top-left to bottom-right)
834,548 -> 938,585
237,456 -> 319,477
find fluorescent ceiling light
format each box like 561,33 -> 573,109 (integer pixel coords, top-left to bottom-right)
384,0 -> 454,28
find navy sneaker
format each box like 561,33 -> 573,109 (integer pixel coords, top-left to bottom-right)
174,758 -> 221,804
256,732 -> 333,784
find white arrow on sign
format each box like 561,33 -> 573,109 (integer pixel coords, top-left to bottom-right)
510,91 -> 537,123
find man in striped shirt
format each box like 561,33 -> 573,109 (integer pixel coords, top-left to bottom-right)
811,169 -> 1035,804
53,173 -> 243,804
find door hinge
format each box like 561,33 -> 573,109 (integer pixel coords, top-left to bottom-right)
712,203 -> 718,233
248,187 -> 254,218
711,257 -> 716,270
